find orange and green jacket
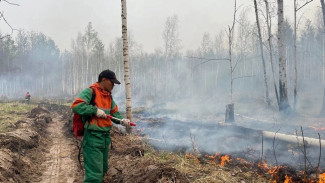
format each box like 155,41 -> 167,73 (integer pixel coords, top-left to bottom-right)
71,82 -> 123,132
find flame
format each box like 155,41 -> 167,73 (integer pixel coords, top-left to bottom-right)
320,173 -> 325,183
258,160 -> 268,170
266,166 -> 281,183
205,153 -> 221,166
284,175 -> 292,183
220,155 -> 231,166
206,152 -> 220,159
267,166 -> 280,175
185,153 -> 200,164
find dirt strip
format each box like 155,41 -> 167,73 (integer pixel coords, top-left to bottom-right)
35,112 -> 79,183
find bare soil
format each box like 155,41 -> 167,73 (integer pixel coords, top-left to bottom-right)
0,104 -> 51,182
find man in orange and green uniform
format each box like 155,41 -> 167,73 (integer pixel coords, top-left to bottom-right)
71,69 -> 131,183
25,92 -> 31,105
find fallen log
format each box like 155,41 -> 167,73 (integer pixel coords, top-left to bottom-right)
262,131 -> 324,147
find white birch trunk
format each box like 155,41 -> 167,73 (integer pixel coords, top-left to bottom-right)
264,0 -> 279,107
323,35 -> 325,81
121,0 -> 132,133
254,0 -> 271,107
225,0 -> 236,123
319,0 -> 325,116
277,0 -> 290,110
229,35 -> 233,104
294,0 -> 298,110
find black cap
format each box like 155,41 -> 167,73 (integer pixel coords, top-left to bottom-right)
98,69 -> 121,84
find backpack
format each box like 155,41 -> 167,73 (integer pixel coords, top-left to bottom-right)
73,87 -> 96,139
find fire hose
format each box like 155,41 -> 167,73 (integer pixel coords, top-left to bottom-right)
106,115 -> 136,126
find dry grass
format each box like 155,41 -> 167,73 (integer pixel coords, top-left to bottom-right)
0,102 -> 36,132
142,149 -> 268,183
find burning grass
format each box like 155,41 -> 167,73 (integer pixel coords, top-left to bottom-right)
0,102 -> 36,132
155,150 -> 325,183
104,128 -> 270,183
255,159 -> 325,182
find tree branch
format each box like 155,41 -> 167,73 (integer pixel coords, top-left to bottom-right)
296,0 -> 314,12
0,0 -> 19,39
297,11 -> 306,30
231,56 -> 241,72
233,75 -> 256,81
0,12 -> 17,39
186,56 -> 230,68
186,56 -> 230,61
2,0 -> 20,6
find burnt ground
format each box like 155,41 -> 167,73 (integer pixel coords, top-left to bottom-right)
0,103 -> 298,183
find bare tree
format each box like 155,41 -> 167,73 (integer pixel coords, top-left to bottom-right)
319,0 -> 325,116
277,0 -> 290,111
200,32 -> 213,56
254,0 -> 271,107
162,15 -> 181,60
162,15 -> 181,92
121,0 -> 132,133
190,0 -> 242,122
0,0 -> 19,39
225,0 -> 238,122
199,32 -> 214,90
293,0 -> 314,110
264,0 -> 280,107
83,22 -> 100,85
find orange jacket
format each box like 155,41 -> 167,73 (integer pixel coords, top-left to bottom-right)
71,83 -> 122,132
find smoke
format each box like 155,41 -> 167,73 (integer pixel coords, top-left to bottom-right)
0,31 -> 63,99
1,13 -> 325,169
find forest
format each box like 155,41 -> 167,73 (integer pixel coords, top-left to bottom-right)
1,1 -> 324,113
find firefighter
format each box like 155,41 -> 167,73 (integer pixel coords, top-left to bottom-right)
71,69 -> 131,183
25,92 -> 31,105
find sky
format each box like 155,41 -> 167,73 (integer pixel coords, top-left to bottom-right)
0,0 -> 321,53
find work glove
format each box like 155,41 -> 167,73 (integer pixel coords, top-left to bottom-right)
96,108 -> 107,118
121,118 -> 131,127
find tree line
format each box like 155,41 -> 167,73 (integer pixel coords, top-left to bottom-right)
0,1 -> 325,114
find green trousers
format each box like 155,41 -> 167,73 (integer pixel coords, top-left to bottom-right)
83,129 -> 111,183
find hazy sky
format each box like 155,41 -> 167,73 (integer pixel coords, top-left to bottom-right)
0,0 -> 320,53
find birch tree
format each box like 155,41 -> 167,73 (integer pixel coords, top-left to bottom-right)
225,0 -> 237,122
319,0 -> 325,116
121,0 -> 132,133
162,15 -> 181,92
162,15 -> 181,60
264,0 -> 280,107
321,1 -> 325,82
82,22 -> 103,85
293,0 -> 314,110
254,0 -> 271,107
16,30 -> 30,74
277,0 -> 290,111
